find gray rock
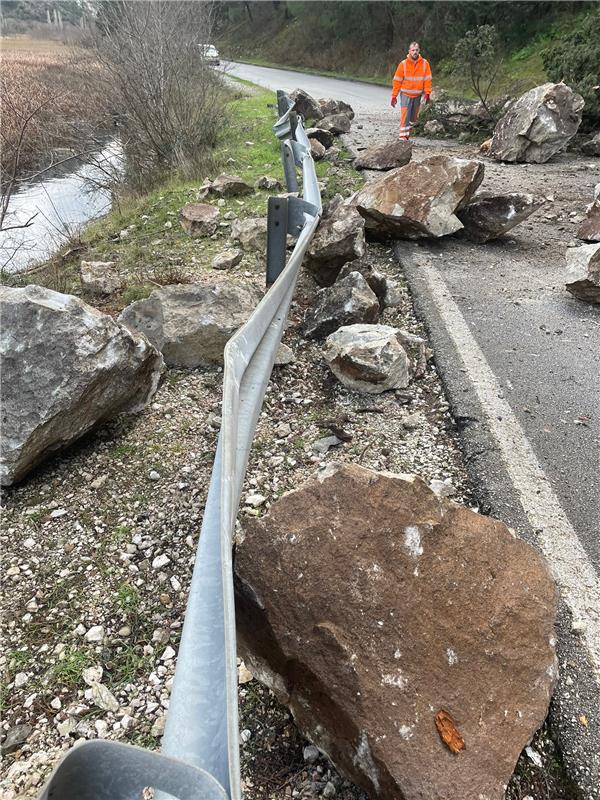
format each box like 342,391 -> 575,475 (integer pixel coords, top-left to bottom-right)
577,184 -> 600,243
209,173 -> 253,197
457,192 -> 543,243
290,89 -> 323,122
581,132 -> 600,157
91,683 -> 119,713
318,98 -> 355,120
256,175 -> 282,191
301,272 -> 379,340
80,260 -> 122,296
355,140 -> 412,171
305,205 -> 366,286
212,249 -> 243,270
179,203 -> 219,237
0,724 -> 32,755
274,343 -> 295,366
565,243 -> 600,304
118,283 -> 261,367
306,128 -> 335,149
310,138 -> 326,161
354,154 -> 484,239
231,217 -> 268,252
0,286 -> 164,486
323,324 -> 411,394
490,83 -> 584,163
84,625 -> 105,643
337,260 -> 402,310
303,744 -> 320,763
312,435 -> 342,454
424,119 -> 445,136
316,114 -> 352,135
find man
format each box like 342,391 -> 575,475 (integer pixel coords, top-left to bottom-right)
391,42 -> 432,141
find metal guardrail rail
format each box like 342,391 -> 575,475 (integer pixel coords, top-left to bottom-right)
38,90 -> 322,800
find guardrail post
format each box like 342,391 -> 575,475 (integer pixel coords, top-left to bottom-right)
281,141 -> 299,193
266,196 -> 288,288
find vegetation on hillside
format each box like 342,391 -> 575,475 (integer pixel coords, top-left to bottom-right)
215,1 -> 599,126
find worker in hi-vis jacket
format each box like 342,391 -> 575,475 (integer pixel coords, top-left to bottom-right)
390,41 -> 432,141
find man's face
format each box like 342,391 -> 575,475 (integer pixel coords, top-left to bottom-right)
409,43 -> 420,60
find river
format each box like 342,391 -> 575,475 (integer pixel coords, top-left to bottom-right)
0,139 -> 122,273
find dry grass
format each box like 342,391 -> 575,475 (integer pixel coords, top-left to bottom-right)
0,40 -> 104,179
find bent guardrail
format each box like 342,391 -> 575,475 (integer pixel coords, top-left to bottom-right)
39,90 -> 322,800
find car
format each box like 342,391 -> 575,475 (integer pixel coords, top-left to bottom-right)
199,44 -> 220,66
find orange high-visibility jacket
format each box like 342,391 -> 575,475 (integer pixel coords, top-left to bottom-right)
392,54 -> 432,99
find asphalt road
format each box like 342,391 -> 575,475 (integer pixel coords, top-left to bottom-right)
228,62 -> 600,798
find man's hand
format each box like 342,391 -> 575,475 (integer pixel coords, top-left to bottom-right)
423,93 -> 431,104
390,96 -> 397,108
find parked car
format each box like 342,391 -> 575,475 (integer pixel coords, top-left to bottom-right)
199,44 -> 220,66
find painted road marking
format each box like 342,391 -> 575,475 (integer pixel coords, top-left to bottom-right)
421,261 -> 600,677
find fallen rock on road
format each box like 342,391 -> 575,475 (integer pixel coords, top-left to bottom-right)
565,242 -> 600,304
236,463 -> 558,800
457,191 -> 542,243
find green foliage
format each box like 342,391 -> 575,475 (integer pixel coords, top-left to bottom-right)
453,24 -> 501,112
542,9 -> 600,128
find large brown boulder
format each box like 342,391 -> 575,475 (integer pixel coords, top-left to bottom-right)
305,204 -> 366,286
354,155 -> 484,239
316,114 -> 352,135
565,243 -> 600,304
290,88 -> 323,122
209,173 -> 253,197
235,463 -> 558,800
355,140 -> 412,171
489,83 -> 584,163
457,192 -> 542,243
319,98 -> 355,120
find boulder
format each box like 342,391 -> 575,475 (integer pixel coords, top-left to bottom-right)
118,282 -> 261,367
354,155 -> 484,239
565,243 -> 600,304
581,131 -> 600,157
256,175 -> 282,191
209,173 -> 253,197
310,138 -> 326,161
235,463 -> 558,800
337,260 -> 402,310
323,324 -> 411,393
80,260 -> 122,295
306,128 -> 335,149
316,114 -> 352,135
489,83 -> 584,163
456,192 -> 542,243
212,248 -> 243,270
179,203 -> 219,237
355,140 -> 412,171
301,272 -> 379,340
424,119 -> 445,136
319,98 -> 355,120
290,88 -> 323,122
305,205 -> 366,286
231,217 -> 268,252
0,285 -> 164,486
577,184 -> 600,242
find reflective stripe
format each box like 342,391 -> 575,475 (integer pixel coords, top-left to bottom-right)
402,75 -> 427,81
401,90 -> 422,96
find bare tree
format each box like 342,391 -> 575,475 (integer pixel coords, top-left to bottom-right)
84,0 -> 228,189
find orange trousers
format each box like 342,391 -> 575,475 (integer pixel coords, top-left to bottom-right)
399,94 -> 422,140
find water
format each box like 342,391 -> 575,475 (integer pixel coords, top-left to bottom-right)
0,139 -> 122,273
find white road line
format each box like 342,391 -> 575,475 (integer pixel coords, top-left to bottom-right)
421,261 -> 600,677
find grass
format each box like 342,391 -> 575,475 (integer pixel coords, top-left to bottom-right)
51,647 -> 94,688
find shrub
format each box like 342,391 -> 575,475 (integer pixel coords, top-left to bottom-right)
542,9 -> 600,129
453,25 -> 502,120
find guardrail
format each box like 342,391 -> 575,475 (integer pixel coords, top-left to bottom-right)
39,90 -> 322,800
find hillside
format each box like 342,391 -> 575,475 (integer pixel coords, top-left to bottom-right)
215,1 -> 599,127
